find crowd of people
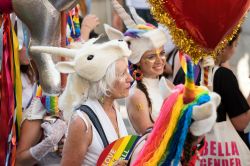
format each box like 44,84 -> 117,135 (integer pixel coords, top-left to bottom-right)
1,0 -> 250,165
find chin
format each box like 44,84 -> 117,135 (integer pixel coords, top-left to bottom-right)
154,70 -> 164,76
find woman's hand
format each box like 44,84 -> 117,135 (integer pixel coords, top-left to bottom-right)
81,14 -> 100,41
113,159 -> 128,166
57,137 -> 66,157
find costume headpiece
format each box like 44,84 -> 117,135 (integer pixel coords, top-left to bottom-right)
104,0 -> 167,64
31,37 -> 131,120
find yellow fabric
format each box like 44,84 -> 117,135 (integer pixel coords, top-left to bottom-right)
12,25 -> 22,138
146,95 -> 184,165
109,136 -> 132,166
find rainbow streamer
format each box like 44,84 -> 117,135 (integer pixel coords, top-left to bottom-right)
41,95 -> 59,116
35,85 -> 42,97
132,54 -> 211,166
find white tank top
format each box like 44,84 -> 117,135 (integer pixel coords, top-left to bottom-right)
74,98 -> 128,166
142,77 -> 165,121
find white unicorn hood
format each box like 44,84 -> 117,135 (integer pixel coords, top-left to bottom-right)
104,0 -> 167,64
30,38 -> 131,121
30,38 -> 131,81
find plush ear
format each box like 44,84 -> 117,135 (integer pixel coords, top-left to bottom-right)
192,102 -> 213,121
104,24 -> 124,40
209,92 -> 221,107
56,61 -> 75,74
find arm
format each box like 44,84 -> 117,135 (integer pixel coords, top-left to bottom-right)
126,89 -> 154,135
15,120 -> 43,166
231,110 -> 250,131
16,119 -> 67,166
61,115 -> 92,166
214,68 -> 250,131
80,14 -> 100,41
112,0 -> 124,32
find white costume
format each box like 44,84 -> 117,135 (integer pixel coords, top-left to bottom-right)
74,98 -> 128,165
142,77 -> 165,121
30,38 -> 132,165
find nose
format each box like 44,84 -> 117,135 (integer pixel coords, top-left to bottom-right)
155,55 -> 163,64
127,73 -> 134,82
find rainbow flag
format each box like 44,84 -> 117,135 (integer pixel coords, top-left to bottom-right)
97,135 -> 141,166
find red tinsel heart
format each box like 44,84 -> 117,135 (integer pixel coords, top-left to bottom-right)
149,0 -> 250,59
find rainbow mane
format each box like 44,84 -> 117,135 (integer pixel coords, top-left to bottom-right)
132,53 -> 211,166
41,95 -> 59,116
35,85 -> 59,116
124,24 -> 155,38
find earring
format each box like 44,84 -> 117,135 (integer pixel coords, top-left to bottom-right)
99,96 -> 104,104
132,67 -> 143,81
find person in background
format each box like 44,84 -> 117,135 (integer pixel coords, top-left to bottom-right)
214,28 -> 250,149
16,47 -> 67,166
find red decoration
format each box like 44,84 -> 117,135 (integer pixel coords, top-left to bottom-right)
162,0 -> 250,49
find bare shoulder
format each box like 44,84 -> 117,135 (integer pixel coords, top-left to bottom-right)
128,88 -> 148,104
62,113 -> 92,165
126,88 -> 153,134
69,113 -> 91,137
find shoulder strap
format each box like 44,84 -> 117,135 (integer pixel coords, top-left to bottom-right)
78,105 -> 109,148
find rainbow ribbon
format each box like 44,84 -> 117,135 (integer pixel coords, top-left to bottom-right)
41,95 -> 59,116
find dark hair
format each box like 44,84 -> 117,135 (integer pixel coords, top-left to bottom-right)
20,60 -> 39,84
228,27 -> 242,46
129,64 -> 152,109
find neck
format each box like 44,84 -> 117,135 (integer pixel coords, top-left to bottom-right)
100,96 -> 115,113
143,75 -> 159,79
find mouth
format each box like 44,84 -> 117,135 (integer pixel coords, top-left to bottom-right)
153,65 -> 164,70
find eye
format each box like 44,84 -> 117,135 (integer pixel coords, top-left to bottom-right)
87,55 -> 94,60
160,51 -> 166,57
147,55 -> 156,59
127,41 -> 131,48
118,39 -> 123,42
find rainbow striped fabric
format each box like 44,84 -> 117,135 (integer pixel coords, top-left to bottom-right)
132,53 -> 211,166
35,85 -> 59,116
97,135 -> 141,166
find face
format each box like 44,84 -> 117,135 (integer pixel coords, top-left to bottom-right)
218,39 -> 239,64
111,58 -> 133,99
139,46 -> 166,78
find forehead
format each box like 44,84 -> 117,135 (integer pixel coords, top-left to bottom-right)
115,58 -> 128,72
143,46 -> 164,55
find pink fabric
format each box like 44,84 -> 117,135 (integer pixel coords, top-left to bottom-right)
132,85 -> 184,165
0,0 -> 13,14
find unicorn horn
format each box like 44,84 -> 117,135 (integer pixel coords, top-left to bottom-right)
182,53 -> 195,104
129,7 -> 146,25
111,0 -> 137,29
30,46 -> 76,59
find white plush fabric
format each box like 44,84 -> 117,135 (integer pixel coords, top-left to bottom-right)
190,91 -> 221,136
127,29 -> 167,64
22,97 -> 46,123
31,39 -> 131,121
